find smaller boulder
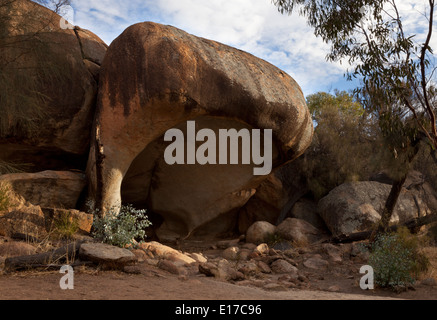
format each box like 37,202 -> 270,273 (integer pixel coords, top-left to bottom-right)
78,242 -> 137,269
42,208 -> 93,235
289,198 -> 327,231
318,181 -> 431,237
246,221 -> 276,245
276,218 -> 323,245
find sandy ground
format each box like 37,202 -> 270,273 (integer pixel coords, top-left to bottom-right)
1,261 -> 436,301
1,238 -> 437,301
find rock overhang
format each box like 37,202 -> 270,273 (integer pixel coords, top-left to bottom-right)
88,21 -> 314,239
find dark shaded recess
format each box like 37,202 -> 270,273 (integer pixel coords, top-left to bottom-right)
0,142 -> 88,172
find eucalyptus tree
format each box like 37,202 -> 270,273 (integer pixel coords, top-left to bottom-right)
273,0 -> 436,235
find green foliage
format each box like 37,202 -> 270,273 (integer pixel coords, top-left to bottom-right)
369,227 -> 429,289
300,90 -> 383,198
0,160 -> 31,175
91,204 -> 151,248
52,211 -> 80,240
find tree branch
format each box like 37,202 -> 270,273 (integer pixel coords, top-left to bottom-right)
330,213 -> 437,244
419,0 -> 437,149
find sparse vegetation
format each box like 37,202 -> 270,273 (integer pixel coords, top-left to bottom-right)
0,181 -> 11,211
91,203 -> 151,248
369,227 -> 430,290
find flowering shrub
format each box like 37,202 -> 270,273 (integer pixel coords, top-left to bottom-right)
91,203 -> 151,248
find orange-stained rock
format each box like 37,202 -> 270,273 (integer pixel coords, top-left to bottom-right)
87,22 -> 313,239
0,171 -> 86,209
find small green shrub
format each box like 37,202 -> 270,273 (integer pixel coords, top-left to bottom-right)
369,228 -> 429,290
91,204 -> 151,248
52,211 -> 80,240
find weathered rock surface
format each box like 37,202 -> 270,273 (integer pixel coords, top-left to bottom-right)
318,181 -> 432,237
0,205 -> 48,240
222,246 -> 240,261
238,160 -> 309,232
0,241 -> 36,257
370,170 -> 437,213
238,174 -> 289,233
303,255 -> 329,270
245,221 -> 276,245
139,241 -> 196,266
79,242 -> 137,268
199,259 -> 244,281
270,259 -> 298,274
0,171 -> 86,209
87,21 -> 313,239
42,208 -> 93,234
0,0 -> 107,172
0,186 -> 92,240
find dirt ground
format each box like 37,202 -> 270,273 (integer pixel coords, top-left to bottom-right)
1,239 -> 437,301
1,263 -> 436,300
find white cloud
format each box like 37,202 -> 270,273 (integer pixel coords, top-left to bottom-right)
69,0 -> 435,96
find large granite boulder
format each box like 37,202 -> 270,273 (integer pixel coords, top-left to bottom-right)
87,22 -> 313,239
318,181 -> 432,237
0,171 -> 86,209
0,0 -> 107,172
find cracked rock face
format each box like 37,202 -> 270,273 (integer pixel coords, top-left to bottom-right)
87,22 -> 313,239
0,0 -> 107,171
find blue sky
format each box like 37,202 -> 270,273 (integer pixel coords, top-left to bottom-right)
60,0 -> 434,98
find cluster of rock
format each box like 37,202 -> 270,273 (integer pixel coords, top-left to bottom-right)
0,235 -> 369,293
1,0 -> 437,252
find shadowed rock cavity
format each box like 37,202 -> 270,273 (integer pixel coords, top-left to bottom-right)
0,0 -> 107,172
